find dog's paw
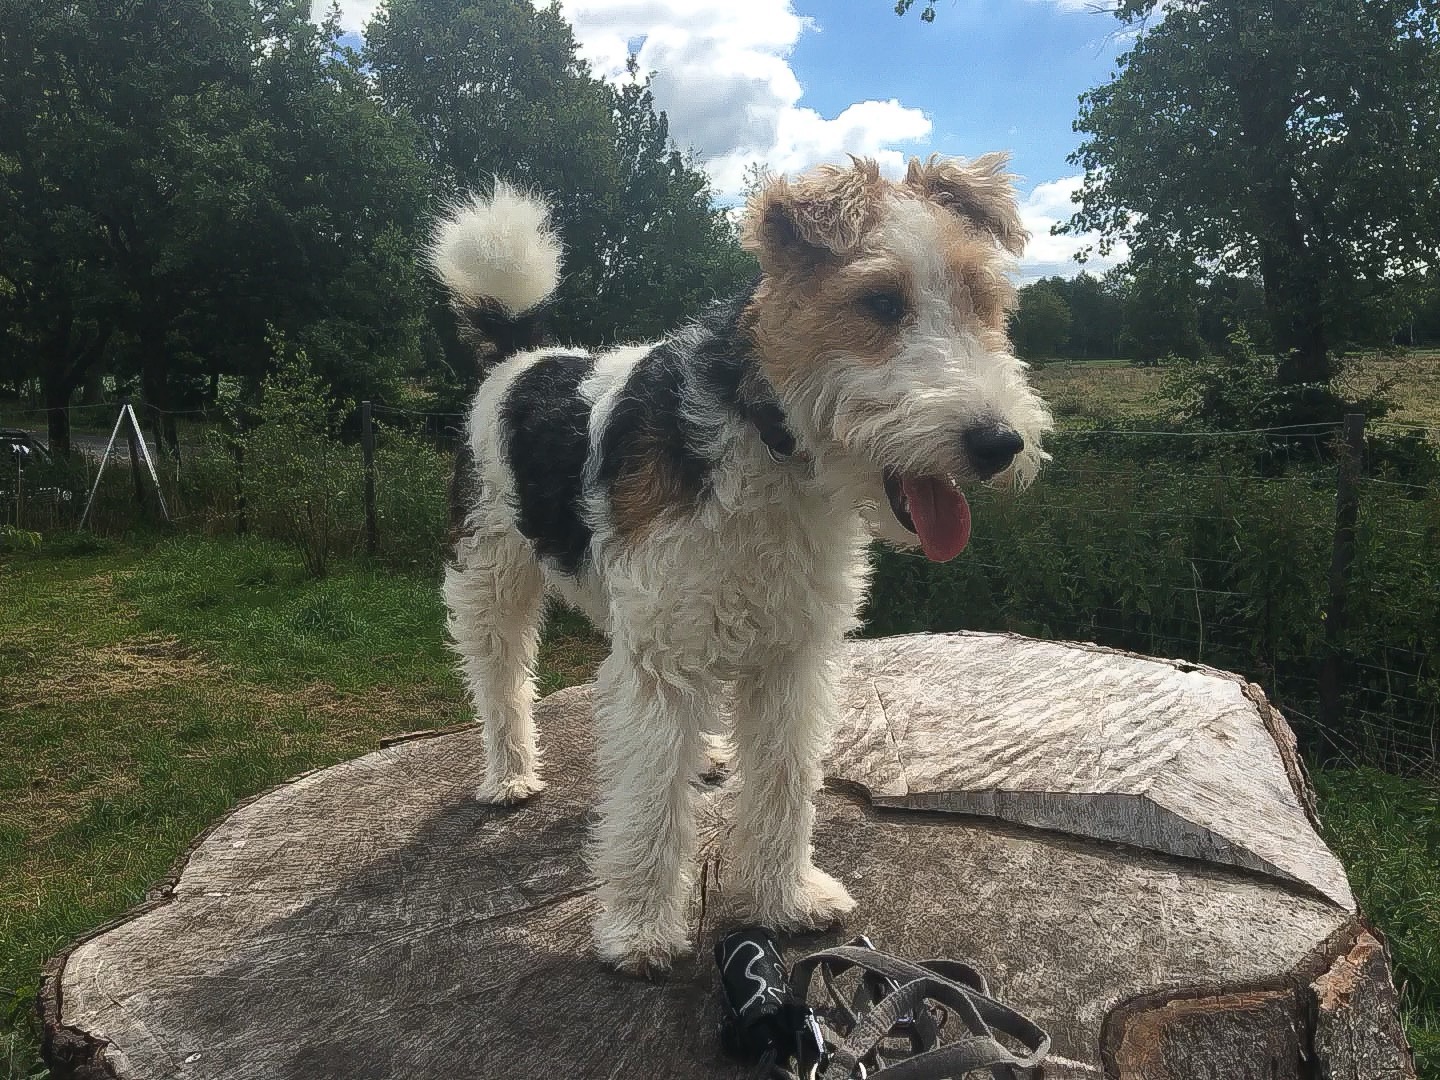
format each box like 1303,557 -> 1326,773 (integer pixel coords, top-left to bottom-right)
752,865 -> 857,931
593,910 -> 691,978
475,772 -> 545,806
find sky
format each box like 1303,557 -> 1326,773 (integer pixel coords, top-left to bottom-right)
329,0 -> 1137,280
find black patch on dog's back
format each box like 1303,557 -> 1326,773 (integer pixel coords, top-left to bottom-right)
594,285 -> 771,513
500,354 -> 595,573
594,345 -> 710,509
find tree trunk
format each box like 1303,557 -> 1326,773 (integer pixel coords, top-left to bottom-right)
139,324 -> 179,461
1257,193 -> 1332,388
82,368 -> 105,407
1231,3 -> 1333,391
40,635 -> 1415,1080
43,375 -> 73,461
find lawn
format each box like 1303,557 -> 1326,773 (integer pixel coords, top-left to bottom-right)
0,534 -> 605,1078
1,536 -> 1436,1077
1030,349 -> 1440,428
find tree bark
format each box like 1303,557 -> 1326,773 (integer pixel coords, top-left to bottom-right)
139,322 -> 179,460
43,374 -> 74,461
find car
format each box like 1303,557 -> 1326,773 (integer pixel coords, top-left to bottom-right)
1,427 -> 77,515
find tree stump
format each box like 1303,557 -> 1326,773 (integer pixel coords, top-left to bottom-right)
41,633 -> 1415,1079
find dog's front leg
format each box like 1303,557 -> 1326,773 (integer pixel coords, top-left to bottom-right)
590,646 -> 707,976
731,645 -> 856,930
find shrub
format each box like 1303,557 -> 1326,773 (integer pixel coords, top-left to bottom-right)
372,425 -> 450,573
0,525 -> 41,552
239,338 -> 361,578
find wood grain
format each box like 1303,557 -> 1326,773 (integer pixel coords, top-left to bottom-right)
42,634 -> 1412,1079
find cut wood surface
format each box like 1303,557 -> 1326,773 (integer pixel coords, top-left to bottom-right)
42,632 -> 1414,1080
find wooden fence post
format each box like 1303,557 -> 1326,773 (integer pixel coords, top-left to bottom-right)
361,401 -> 378,556
1317,413 -> 1365,739
234,436 -> 247,536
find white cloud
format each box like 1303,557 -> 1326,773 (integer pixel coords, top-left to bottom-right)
318,0 -> 377,34
320,0 -> 1124,279
1016,175 -> 1127,281
557,0 -> 932,200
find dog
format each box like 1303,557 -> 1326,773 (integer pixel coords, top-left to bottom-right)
430,155 -> 1053,975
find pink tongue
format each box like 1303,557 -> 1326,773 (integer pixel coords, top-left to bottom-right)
902,476 -> 972,562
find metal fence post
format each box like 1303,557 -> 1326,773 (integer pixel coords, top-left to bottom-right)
1318,412 -> 1365,739
361,400 -> 378,556
122,396 -> 147,511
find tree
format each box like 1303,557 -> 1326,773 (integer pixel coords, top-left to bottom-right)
1196,272 -> 1269,357
1043,273 -> 1125,360
893,0 -> 938,21
1010,282 -> 1071,361
0,0 -> 431,454
365,0 -> 753,360
1064,0 -> 1440,392
1115,260 -> 1205,366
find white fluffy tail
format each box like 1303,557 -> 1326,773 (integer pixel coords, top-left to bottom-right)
428,180 -> 562,317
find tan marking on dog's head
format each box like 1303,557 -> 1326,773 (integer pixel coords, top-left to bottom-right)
740,155 -> 1026,391
742,157 -> 885,273
905,152 -> 1028,256
944,230 -> 1020,351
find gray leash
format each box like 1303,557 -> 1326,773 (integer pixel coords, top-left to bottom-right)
782,940 -> 1051,1080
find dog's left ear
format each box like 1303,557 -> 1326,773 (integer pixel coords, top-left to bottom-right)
742,158 -> 884,270
905,153 -> 1028,257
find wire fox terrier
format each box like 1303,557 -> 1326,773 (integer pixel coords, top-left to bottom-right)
431,155 -> 1053,975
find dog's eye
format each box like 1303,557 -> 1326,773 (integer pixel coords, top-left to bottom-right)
860,291 -> 907,324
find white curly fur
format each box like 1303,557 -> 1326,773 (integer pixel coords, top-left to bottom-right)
428,180 -> 562,315
440,157 -> 1052,977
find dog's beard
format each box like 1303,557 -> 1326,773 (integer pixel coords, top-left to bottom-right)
779,349 -> 1052,562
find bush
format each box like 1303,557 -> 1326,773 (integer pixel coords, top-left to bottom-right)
0,525 -> 41,552
372,425 -> 450,573
1160,329 -> 1383,432
169,434 -> 242,535
863,427 -> 1439,773
239,340 -> 361,578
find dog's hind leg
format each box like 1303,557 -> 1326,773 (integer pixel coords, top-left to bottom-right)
445,525 -> 546,805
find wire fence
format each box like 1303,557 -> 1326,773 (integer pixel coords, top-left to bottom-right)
4,400 -> 1437,778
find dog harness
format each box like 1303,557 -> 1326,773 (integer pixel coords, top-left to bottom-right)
718,929 -> 1051,1080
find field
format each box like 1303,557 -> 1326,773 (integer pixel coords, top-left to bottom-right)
3,352 -> 1439,1077
2,535 -> 1437,1078
1031,349 -> 1440,427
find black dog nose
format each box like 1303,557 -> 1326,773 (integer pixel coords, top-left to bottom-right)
962,423 -> 1025,479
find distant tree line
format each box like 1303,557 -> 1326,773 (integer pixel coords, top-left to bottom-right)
1011,265 -> 1440,366
908,0 -> 1440,417
0,0 -> 755,458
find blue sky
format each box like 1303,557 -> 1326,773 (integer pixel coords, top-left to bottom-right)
328,0 -> 1135,278
787,1 -> 1127,194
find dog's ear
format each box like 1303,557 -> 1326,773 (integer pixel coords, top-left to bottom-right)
743,158 -> 884,268
905,153 -> 1028,257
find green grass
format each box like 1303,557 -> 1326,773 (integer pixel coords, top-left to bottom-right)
1032,359 -> 1166,424
1030,347 -> 1440,429
1316,767 -> 1440,1075
0,536 -> 1435,1077
0,535 -> 605,1078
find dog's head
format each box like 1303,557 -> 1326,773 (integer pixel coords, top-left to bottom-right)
742,154 -> 1053,561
